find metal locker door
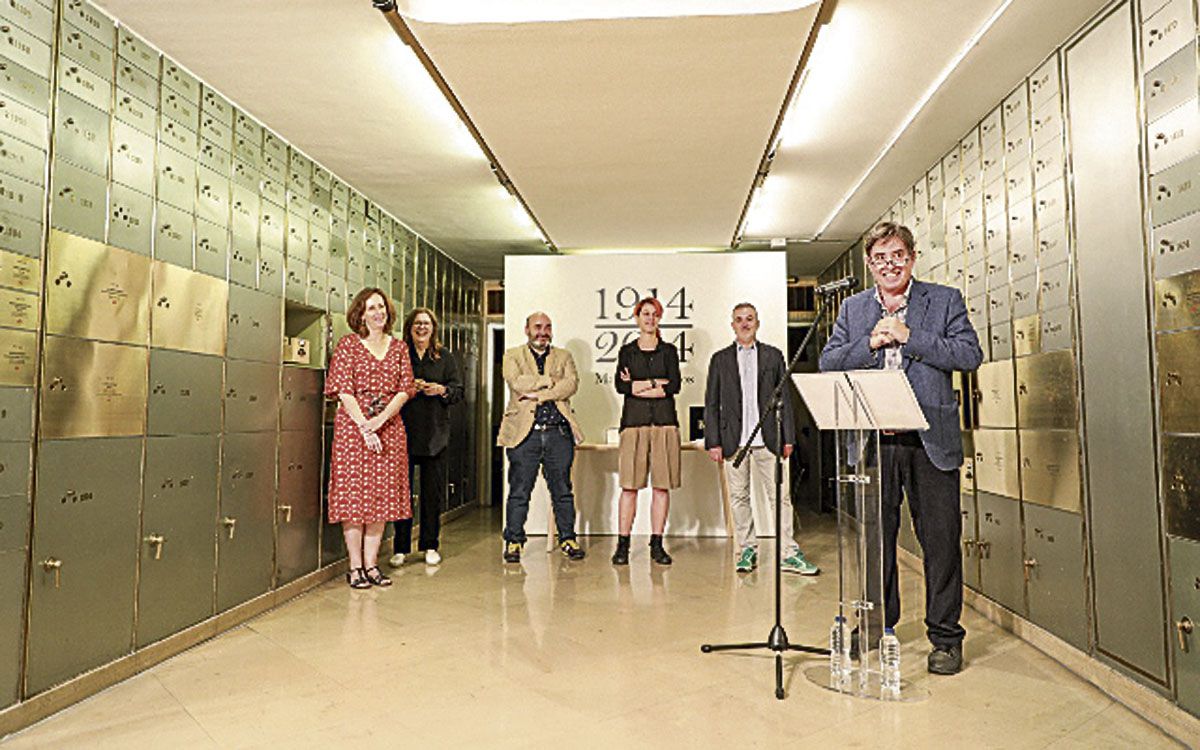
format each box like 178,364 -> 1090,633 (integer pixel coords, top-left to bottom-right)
0,386 -> 33,441
260,174 -> 285,209
1145,44 -> 1197,123
117,26 -> 158,76
0,92 -> 47,152
1039,305 -> 1073,353
0,439 -> 30,498
0,131 -> 45,188
156,145 -> 196,213
150,260 -> 227,355
975,360 -> 1016,428
1067,7 -> 1167,681
1157,329 -> 1200,433
137,434 -> 218,647
115,89 -> 154,136
26,437 -> 141,695
285,260 -> 306,305
280,366 -> 322,433
217,431 -> 275,611
0,56 -> 50,115
228,236 -> 256,289
1015,350 -> 1077,430
50,158 -> 106,241
107,183 -> 153,257
58,59 -> 111,113
161,59 -> 199,104
1163,434 -> 1200,541
258,246 -> 283,296
0,483 -> 28,552
224,359 -> 280,433
147,349 -> 222,436
159,118 -> 198,160
1152,211 -> 1200,279
198,141 -> 231,181
195,166 -> 229,227
1020,429 -> 1082,513
45,231 -> 150,344
1013,314 -> 1040,357
153,200 -> 193,268
275,430 -> 320,585
1023,503 -> 1087,649
259,200 -> 284,250
0,546 -> 25,708
976,491 -> 1026,615
1168,536 -> 1200,714
226,283 -> 280,362
40,336 -> 148,438
973,428 -> 1020,499
194,218 -> 229,280
160,87 -> 197,133
961,491 -> 980,590
1010,272 -> 1038,320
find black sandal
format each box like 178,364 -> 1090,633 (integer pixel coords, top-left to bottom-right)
346,567 -> 371,589
363,565 -> 392,587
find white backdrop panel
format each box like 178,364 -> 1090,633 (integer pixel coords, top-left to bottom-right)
503,252 -> 787,537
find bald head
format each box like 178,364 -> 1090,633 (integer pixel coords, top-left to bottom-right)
525,311 -> 553,352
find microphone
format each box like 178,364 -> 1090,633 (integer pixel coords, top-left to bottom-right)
815,276 -> 858,295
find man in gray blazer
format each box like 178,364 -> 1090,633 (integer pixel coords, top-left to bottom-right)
704,303 -> 818,575
819,222 -> 982,675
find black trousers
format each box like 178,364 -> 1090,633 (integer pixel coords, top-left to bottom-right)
394,451 -> 447,553
878,432 -> 965,649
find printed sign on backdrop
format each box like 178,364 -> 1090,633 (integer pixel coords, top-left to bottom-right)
505,252 -> 787,445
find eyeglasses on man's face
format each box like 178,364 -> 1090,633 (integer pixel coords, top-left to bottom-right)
868,249 -> 912,268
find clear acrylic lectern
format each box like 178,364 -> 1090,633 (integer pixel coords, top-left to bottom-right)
792,370 -> 929,701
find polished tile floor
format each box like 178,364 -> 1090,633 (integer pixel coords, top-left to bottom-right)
2,508 -> 1183,748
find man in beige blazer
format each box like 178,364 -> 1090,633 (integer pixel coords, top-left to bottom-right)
498,312 -> 586,563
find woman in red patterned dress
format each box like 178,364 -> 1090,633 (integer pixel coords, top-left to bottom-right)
325,288 -> 417,588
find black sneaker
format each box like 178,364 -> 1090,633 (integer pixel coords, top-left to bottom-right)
611,537 -> 630,565
928,644 -> 963,675
502,541 -> 523,563
559,538 -> 586,560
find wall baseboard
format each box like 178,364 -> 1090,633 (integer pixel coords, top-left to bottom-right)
0,560 -> 348,739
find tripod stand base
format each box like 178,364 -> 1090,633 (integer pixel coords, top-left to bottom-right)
700,625 -> 830,700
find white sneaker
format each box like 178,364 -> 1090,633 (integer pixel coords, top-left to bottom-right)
387,553 -> 405,568
425,549 -> 442,566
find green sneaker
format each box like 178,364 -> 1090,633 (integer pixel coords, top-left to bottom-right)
735,547 -> 757,573
781,552 -> 820,575
503,541 -> 523,563
559,538 -> 586,560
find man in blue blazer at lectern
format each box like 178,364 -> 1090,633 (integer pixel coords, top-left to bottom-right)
819,221 -> 982,676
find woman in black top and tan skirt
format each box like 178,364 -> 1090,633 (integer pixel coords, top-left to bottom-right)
612,297 -> 682,566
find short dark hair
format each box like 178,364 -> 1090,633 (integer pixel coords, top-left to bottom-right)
864,221 -> 916,256
346,287 -> 396,336
403,306 -> 443,360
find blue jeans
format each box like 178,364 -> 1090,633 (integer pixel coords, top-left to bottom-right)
503,425 -> 576,544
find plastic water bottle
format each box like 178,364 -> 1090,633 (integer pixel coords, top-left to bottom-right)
880,627 -> 901,695
829,616 -> 849,679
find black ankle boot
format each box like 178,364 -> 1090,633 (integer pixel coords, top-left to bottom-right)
611,535 -> 630,565
649,534 -> 672,565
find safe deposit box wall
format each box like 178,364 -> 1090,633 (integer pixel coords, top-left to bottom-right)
0,0 -> 483,714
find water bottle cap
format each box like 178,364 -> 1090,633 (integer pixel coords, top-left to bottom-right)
884,627 -> 895,635
835,616 -> 845,623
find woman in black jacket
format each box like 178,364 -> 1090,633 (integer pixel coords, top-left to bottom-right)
390,307 -> 463,567
612,296 -> 681,566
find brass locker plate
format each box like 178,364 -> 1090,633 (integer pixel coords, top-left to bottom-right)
63,0 -> 115,46
0,0 -> 54,42
228,238 -> 256,289
234,109 -> 262,144
1158,329 -> 1200,433
1039,260 -> 1072,312
1009,242 -> 1037,289
107,183 -> 154,257
0,327 -> 35,386
1163,434 -> 1200,541
3,21 -> 50,78
195,218 -> 229,279
1153,210 -> 1200,280
0,131 -> 45,187
280,366 -> 324,433
1038,219 -> 1069,268
1156,268 -> 1200,332
1031,96 -> 1064,153
0,286 -> 36,329
1040,305 -> 1072,353
117,27 -> 158,75
196,166 -> 230,226
975,360 -> 1016,428
1143,0 -> 1195,70
160,86 -> 198,131
160,117 -> 198,157
223,359 -> 280,433
231,157 -> 259,191
40,336 -> 148,438
260,202 -> 285,250
258,246 -> 283,295
0,248 -> 40,292
1007,164 -> 1032,203
1013,314 -> 1040,358
45,231 -> 150,344
200,115 -> 232,151
973,428 -> 1020,499
0,170 -> 43,223
230,184 -> 258,236
153,200 -> 194,268
1150,151 -> 1200,227
1035,178 -> 1067,230
1016,349 -> 1077,429
1020,429 -> 1081,512
0,56 -> 51,115
58,60 -> 111,111
1148,97 -> 1199,174
150,261 -> 228,356
1145,44 -> 1197,123
1011,272 -> 1039,320
157,144 -> 197,211
114,88 -> 154,135
110,119 -> 156,194
162,59 -> 199,104
0,91 -> 48,150
201,87 -> 233,128
1033,137 -> 1065,190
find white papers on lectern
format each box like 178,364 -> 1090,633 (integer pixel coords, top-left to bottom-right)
791,370 -> 928,432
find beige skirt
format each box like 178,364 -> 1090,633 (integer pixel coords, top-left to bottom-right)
618,425 -> 682,490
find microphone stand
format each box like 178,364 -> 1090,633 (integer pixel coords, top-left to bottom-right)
700,289 -> 842,700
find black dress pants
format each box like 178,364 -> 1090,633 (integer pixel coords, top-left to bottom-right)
879,432 -> 965,649
394,451 -> 447,553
